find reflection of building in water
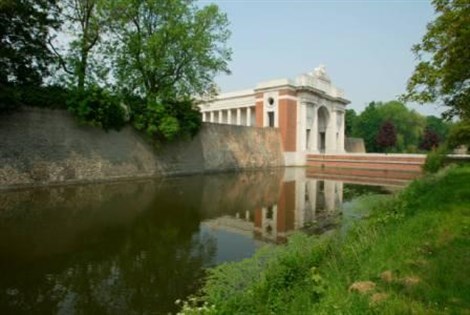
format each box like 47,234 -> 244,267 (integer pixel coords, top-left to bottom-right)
253,172 -> 343,243
203,170 -> 343,243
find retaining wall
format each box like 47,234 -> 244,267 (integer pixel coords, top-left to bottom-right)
307,153 -> 426,174
0,108 -> 284,189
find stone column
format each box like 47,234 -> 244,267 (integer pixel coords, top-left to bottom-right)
218,110 -> 223,124
236,108 -> 241,125
246,107 -> 251,126
299,101 -> 307,151
210,111 -> 214,123
227,109 -> 232,125
326,109 -> 337,153
338,111 -> 345,153
311,105 -> 318,153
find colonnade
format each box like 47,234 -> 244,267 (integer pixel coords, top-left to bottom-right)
201,106 -> 255,127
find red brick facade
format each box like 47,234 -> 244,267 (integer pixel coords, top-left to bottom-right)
278,99 -> 297,152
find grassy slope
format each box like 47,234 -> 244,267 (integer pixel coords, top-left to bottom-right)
180,166 -> 470,315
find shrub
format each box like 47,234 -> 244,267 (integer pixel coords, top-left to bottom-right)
67,86 -> 128,131
20,85 -> 69,109
423,145 -> 448,173
130,98 -> 201,141
0,84 -> 69,112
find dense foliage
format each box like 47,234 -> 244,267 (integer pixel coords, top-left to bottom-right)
67,86 -> 128,131
1,0 -> 230,140
346,100 -> 451,153
447,120 -> 470,149
0,0 -> 60,111
0,0 -> 59,86
420,128 -> 440,151
108,0 -> 231,100
404,0 -> 470,120
376,121 -> 397,152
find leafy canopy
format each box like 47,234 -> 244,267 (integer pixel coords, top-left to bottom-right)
109,0 -> 232,100
0,0 -> 59,86
404,0 -> 470,120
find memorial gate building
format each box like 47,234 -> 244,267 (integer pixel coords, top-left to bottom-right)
198,65 -> 350,165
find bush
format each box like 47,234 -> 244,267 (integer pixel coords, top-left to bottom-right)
130,98 -> 201,141
20,85 -> 69,109
67,86 -> 128,131
0,84 -> 69,112
423,145 -> 448,173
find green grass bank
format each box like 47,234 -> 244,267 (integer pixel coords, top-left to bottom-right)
180,166 -> 470,314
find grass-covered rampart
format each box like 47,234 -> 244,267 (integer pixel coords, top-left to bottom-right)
180,166 -> 470,314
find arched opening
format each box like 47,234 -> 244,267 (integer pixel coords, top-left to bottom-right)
317,106 -> 329,153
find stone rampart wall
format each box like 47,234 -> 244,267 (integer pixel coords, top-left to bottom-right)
0,108 -> 284,189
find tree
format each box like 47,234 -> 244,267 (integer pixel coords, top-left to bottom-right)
447,120 -> 470,149
425,115 -> 451,141
352,102 -> 382,152
109,0 -> 231,100
404,0 -> 470,120
375,101 -> 425,152
0,0 -> 59,86
101,0 -> 231,140
344,109 -> 357,136
54,0 -> 107,90
376,121 -> 397,152
352,101 -> 427,153
420,128 -> 440,151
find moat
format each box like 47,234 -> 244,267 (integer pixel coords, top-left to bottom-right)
0,168 -> 406,314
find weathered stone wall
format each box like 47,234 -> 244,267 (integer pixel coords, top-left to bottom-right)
345,137 -> 366,153
0,107 -> 284,189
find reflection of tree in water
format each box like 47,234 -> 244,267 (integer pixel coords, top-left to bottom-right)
0,180 -> 217,315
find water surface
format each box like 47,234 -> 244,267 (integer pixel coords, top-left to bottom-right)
0,168 -> 403,314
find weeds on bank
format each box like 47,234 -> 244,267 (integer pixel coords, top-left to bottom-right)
180,166 -> 470,314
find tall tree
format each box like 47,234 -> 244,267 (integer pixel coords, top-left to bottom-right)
404,0 -> 470,120
376,121 -> 397,152
99,0 -> 231,140
344,109 -> 357,137
0,0 -> 59,86
57,0 -> 105,90
352,102 -> 382,152
109,0 -> 231,100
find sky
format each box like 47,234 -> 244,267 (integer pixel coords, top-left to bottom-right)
202,0 -> 442,116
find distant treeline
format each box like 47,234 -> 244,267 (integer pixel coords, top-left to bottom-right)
346,101 -> 454,153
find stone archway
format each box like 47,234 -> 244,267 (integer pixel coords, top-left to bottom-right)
317,106 -> 329,153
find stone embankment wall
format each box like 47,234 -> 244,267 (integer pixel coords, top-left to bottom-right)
0,108 -> 284,189
345,137 -> 366,153
307,153 -> 426,173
